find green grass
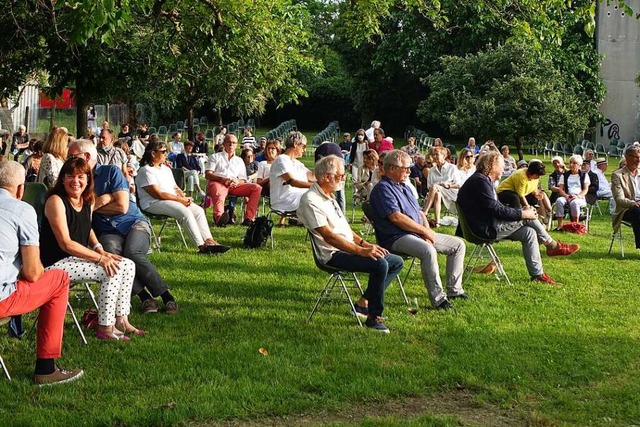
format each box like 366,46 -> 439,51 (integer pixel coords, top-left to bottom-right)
2,153 -> 640,426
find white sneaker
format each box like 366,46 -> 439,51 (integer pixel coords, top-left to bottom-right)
198,190 -> 206,198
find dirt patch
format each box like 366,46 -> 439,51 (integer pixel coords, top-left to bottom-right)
198,389 -> 525,427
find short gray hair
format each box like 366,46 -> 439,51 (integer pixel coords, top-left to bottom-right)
383,149 -> 410,170
0,160 -> 26,188
315,155 -> 343,177
625,145 -> 640,157
569,154 -> 583,165
69,138 -> 98,161
371,120 -> 381,128
285,131 -> 307,149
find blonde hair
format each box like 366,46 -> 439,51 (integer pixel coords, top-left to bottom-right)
42,128 -> 69,161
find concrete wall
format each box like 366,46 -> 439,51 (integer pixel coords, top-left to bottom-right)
597,0 -> 640,147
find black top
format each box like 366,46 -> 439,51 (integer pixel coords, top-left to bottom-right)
457,172 -> 521,240
40,196 -> 91,267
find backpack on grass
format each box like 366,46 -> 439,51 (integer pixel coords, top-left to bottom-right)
243,216 -> 273,248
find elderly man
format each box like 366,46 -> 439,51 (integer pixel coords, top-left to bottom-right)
205,134 -> 262,227
69,140 -> 179,315
369,150 -> 466,310
365,120 -> 381,143
458,151 -> 579,286
97,128 -> 129,178
11,125 -> 30,160
584,149 -> 597,171
611,145 -> 640,250
593,157 -> 616,214
297,155 -> 403,333
0,161 -> 83,385
410,154 -> 428,197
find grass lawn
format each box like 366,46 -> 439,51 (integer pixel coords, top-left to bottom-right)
2,148 -> 640,426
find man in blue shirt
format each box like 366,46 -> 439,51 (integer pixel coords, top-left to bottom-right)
68,139 -> 178,315
369,150 -> 467,310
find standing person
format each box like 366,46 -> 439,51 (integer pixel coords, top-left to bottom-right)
297,155 -> 403,333
349,129 -> 369,181
214,126 -> 227,148
458,151 -> 579,285
369,150 -> 467,310
87,106 -> 97,133
11,125 -> 30,160
269,131 -> 316,227
0,160 -> 84,385
136,141 -> 230,254
205,134 -> 262,227
370,128 -> 394,154
68,140 -> 180,316
40,157 -> 142,340
611,145 -> 640,250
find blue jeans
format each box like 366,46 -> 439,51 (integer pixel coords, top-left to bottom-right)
99,220 -> 169,297
327,252 -> 404,318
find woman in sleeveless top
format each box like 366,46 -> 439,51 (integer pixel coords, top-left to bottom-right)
40,157 -> 142,341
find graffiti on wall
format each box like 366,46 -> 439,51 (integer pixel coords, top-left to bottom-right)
600,118 -> 621,141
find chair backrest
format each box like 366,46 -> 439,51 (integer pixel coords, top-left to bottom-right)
308,231 -> 341,274
148,126 -> 157,134
455,202 -> 494,245
171,168 -> 186,190
157,125 -> 167,136
573,145 -> 584,155
22,182 -> 48,228
607,144 -> 620,157
595,143 -> 606,154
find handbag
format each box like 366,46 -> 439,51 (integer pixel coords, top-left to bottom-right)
81,308 -> 99,330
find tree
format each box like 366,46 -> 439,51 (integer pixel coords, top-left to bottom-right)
423,43 -> 588,159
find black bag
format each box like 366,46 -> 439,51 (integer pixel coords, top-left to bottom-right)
243,216 -> 273,248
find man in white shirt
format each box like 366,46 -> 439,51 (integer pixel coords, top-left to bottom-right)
205,134 -> 261,226
594,158 -> 615,214
297,155 -> 403,333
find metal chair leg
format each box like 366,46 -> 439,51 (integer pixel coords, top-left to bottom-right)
67,302 -> 88,345
0,356 -> 11,380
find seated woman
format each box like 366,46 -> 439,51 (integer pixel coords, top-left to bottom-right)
136,141 -> 230,254
176,140 -> 206,199
456,148 -> 476,185
241,148 -> 259,182
256,140 -> 279,196
554,154 -> 590,229
497,159 -> 552,222
37,127 -> 69,187
168,132 -> 184,165
40,157 -> 141,341
548,156 -> 566,204
422,146 -> 461,226
402,136 -> 419,157
23,139 -> 44,182
353,149 -> 379,202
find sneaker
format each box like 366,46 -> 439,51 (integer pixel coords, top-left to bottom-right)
34,366 -> 84,386
365,316 -> 390,333
216,211 -> 230,227
448,293 -> 468,300
141,298 -> 160,314
165,301 -> 179,315
531,272 -> 562,286
352,304 -> 369,321
198,190 -> 206,199
546,240 -> 580,257
435,299 -> 454,310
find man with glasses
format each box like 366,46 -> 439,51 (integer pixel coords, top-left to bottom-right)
297,155 -> 403,333
612,145 -> 640,250
97,128 -> 129,179
205,134 -> 262,227
369,150 -> 467,310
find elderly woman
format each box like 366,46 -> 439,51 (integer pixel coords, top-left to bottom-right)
554,154 -> 590,229
353,149 -> 379,202
422,146 -> 461,227
456,148 -> 476,184
256,140 -> 279,196
136,141 -> 230,254
501,145 -> 517,175
40,157 -> 141,341
37,128 -> 69,187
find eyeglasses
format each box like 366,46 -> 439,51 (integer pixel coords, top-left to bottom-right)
465,155 -> 474,159
392,165 -> 411,172
156,149 -> 167,154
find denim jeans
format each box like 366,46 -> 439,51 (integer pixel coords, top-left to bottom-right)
99,220 -> 169,297
327,252 -> 404,318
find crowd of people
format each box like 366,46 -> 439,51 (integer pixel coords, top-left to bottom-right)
2,119 -> 640,383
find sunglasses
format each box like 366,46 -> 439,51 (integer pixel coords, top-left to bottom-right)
156,149 -> 167,154
465,155 -> 473,159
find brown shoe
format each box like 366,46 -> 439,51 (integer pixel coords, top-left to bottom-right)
165,301 -> 179,315
141,298 -> 160,314
472,262 -> 497,275
34,366 -> 84,386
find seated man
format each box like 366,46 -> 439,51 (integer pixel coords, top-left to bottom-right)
0,160 -> 83,385
297,155 -> 403,333
69,140 -> 179,315
97,128 -> 129,179
369,150 -> 466,310
611,145 -> 640,250
594,157 -> 616,214
11,125 -> 30,161
269,131 -> 315,226
314,140 -> 346,214
457,151 -> 580,286
205,134 -> 261,227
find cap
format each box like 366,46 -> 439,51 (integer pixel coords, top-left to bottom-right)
551,156 -> 563,164
517,160 -> 528,168
596,157 -> 607,165
260,136 -> 267,141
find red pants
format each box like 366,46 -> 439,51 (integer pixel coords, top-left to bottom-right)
0,269 -> 70,359
207,181 -> 262,222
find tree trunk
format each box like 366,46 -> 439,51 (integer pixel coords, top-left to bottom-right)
187,106 -> 194,141
75,88 -> 88,139
515,135 -> 524,161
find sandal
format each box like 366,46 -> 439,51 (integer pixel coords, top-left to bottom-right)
96,329 -> 131,341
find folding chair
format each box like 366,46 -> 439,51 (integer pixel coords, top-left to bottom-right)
135,189 -> 188,251
266,198 -> 298,249
456,203 -> 512,286
0,317 -> 11,380
609,221 -> 632,257
307,233 -> 365,326
67,281 -> 100,345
